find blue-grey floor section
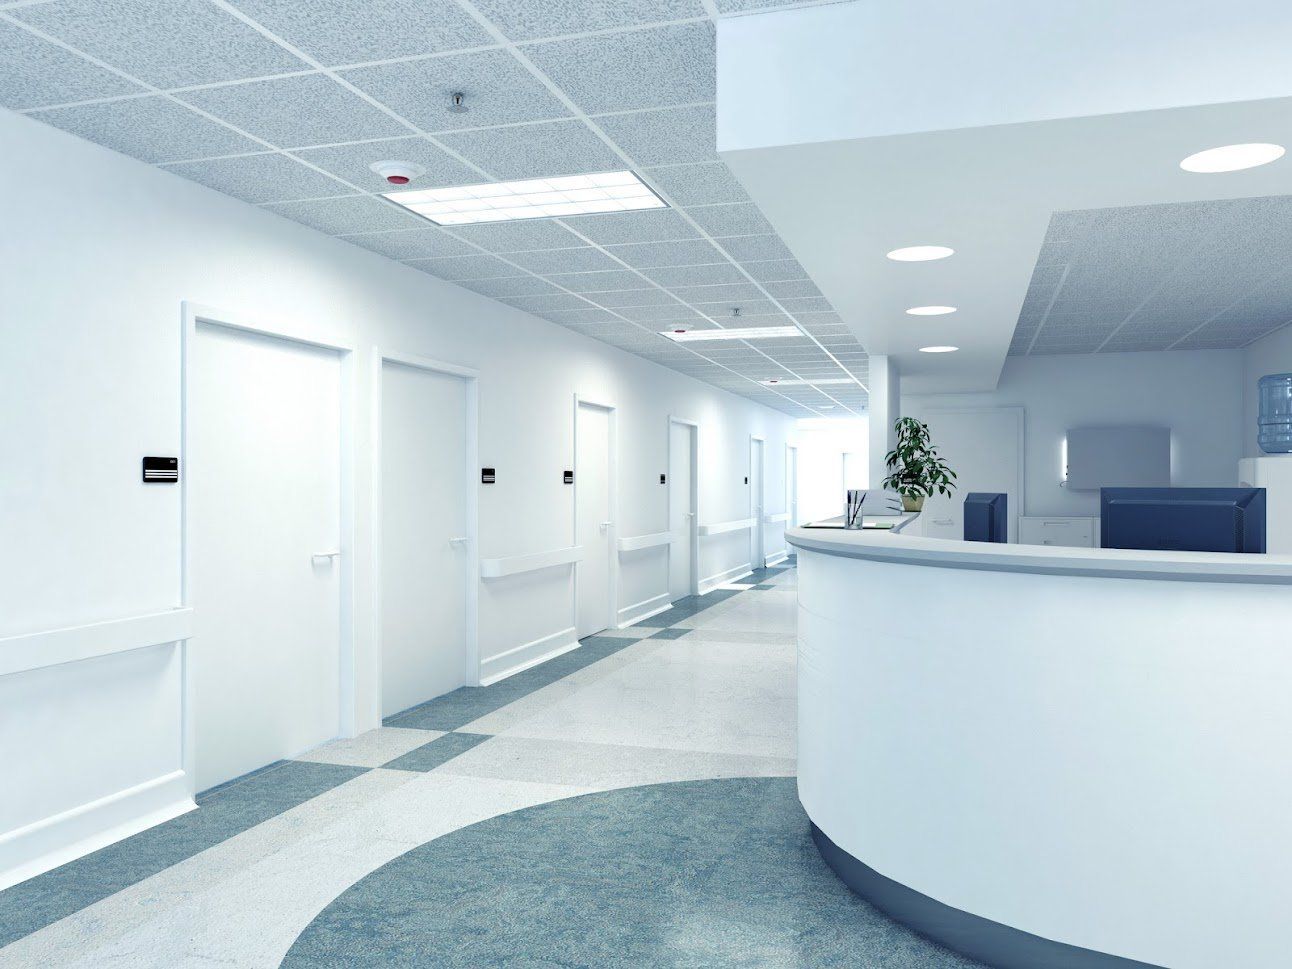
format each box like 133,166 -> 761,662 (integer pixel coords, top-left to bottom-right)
0,761 -> 364,947
383,587 -> 749,731
282,777 -> 984,969
811,824 -> 1164,969
382,732 -> 491,772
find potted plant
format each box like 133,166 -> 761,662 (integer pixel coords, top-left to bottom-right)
881,417 -> 957,512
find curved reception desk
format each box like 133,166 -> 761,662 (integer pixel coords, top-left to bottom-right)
787,523 -> 1292,969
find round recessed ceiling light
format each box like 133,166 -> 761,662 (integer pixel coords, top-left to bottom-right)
906,305 -> 957,316
1179,143 -> 1285,173
887,245 -> 955,262
919,345 -> 959,353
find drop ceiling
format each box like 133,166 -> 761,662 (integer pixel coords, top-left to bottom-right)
0,0 -> 869,417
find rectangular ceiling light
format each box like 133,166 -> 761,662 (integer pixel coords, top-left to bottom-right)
661,325 -> 804,342
383,171 -> 666,226
761,377 -> 856,386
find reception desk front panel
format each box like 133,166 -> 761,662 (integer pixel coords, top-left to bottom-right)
791,530 -> 1292,969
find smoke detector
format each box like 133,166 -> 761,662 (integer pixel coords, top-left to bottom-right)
369,160 -> 426,186
448,92 -> 468,114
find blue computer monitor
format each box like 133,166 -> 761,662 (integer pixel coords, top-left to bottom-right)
963,493 -> 1007,543
1100,488 -> 1266,553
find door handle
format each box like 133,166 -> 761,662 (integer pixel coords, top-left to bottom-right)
599,521 -> 613,530
311,551 -> 340,562
448,536 -> 469,545
685,512 -> 694,518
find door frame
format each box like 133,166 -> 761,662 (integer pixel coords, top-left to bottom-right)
786,444 -> 799,529
180,301 -> 356,797
668,416 -> 700,599
573,395 -> 618,638
371,349 -> 481,713
750,435 -> 766,569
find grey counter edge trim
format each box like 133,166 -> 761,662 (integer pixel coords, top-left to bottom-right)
786,534 -> 1292,586
810,823 -> 1165,969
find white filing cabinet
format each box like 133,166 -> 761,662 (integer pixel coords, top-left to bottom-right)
1019,516 -> 1097,548
1239,455 -> 1292,553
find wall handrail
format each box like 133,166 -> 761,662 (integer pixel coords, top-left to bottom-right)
0,609 -> 194,678
480,545 -> 584,579
617,531 -> 673,552
698,518 -> 754,537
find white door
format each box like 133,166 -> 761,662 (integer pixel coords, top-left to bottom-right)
750,439 -> 765,568
787,446 -> 799,528
918,408 -> 1023,542
576,403 -> 613,639
190,323 -> 342,791
669,422 -> 696,600
380,361 -> 472,718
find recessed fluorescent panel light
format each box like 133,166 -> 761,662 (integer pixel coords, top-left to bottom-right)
1179,143 -> 1285,173
919,345 -> 958,353
906,305 -> 957,316
887,245 -> 954,262
762,378 -> 855,385
662,326 -> 803,342
384,171 -> 666,225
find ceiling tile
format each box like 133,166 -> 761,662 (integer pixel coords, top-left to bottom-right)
523,22 -> 713,115
499,293 -> 595,313
643,263 -> 748,287
337,226 -> 475,260
606,239 -> 724,269
0,20 -> 145,110
546,270 -> 648,293
30,96 -> 261,163
615,304 -> 703,324
448,219 -> 587,253
540,307 -> 624,325
405,252 -> 520,280
13,0 -> 305,88
437,119 -> 623,180
179,73 -> 407,148
162,152 -> 348,203
717,234 -> 793,263
669,283 -> 765,303
455,275 -> 559,298
504,246 -> 623,274
778,296 -> 833,313
264,194 -> 423,234
695,298 -> 780,316
561,209 -> 697,246
292,136 -> 480,190
796,311 -> 844,326
740,258 -> 808,282
684,202 -> 773,238
471,0 -> 706,42
594,104 -> 714,166
588,289 -> 678,308
643,162 -> 748,206
341,49 -> 569,132
228,0 -> 492,66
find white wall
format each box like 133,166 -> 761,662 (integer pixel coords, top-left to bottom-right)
0,108 -> 792,885
1243,324 -> 1292,458
904,351 -> 1246,517
791,419 -> 869,524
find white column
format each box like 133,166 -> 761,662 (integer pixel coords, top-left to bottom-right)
868,355 -> 901,501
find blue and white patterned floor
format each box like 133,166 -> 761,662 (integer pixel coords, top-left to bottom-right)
0,562 -> 980,968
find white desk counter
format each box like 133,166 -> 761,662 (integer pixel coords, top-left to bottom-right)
787,524 -> 1292,969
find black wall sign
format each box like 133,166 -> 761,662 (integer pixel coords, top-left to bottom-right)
481,467 -> 496,484
744,476 -> 749,485
563,470 -> 574,484
659,473 -> 666,484
142,456 -> 178,483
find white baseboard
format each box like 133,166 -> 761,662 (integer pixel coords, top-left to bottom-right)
616,593 -> 671,628
0,770 -> 194,891
479,626 -> 579,686
699,563 -> 753,595
765,550 -> 789,567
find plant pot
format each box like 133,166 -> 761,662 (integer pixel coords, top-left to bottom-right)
901,495 -> 925,513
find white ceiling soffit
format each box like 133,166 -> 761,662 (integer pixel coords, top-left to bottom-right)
0,0 -> 871,418
716,0 -> 1292,393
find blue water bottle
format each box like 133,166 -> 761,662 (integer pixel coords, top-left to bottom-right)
1258,373 -> 1292,453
